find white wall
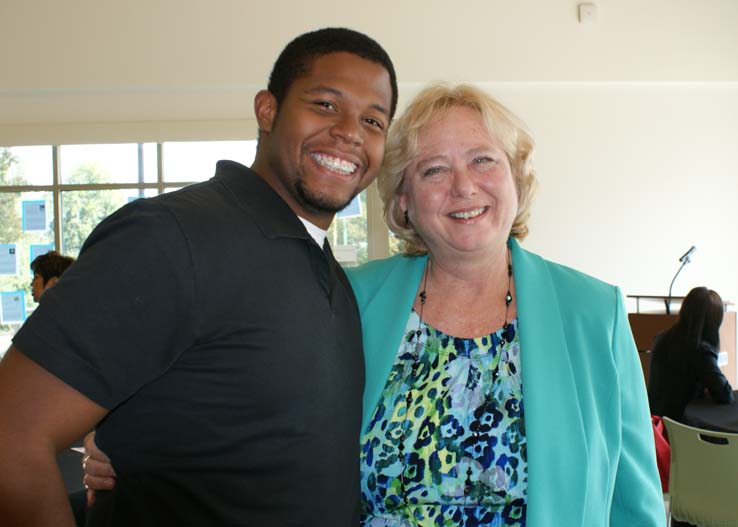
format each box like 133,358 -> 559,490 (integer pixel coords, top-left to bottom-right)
2,0 -> 737,303
504,83 -> 738,306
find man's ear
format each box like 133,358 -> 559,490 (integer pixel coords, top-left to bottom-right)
44,276 -> 59,291
254,90 -> 278,134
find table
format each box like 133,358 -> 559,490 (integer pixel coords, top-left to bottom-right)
683,391 -> 738,434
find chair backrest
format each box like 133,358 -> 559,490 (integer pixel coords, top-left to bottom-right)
663,417 -> 738,527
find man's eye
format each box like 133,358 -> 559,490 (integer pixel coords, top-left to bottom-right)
363,117 -> 385,130
315,101 -> 335,110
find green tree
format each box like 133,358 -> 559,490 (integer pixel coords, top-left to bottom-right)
61,163 -> 120,256
0,148 -> 27,331
0,148 -> 23,244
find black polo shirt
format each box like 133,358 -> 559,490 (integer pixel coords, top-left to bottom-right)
14,161 -> 364,526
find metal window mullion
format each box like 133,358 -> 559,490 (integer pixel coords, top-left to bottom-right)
52,145 -> 62,251
0,185 -> 56,192
366,180 -> 389,261
157,143 -> 164,194
156,180 -> 199,188
55,183 -> 162,191
0,183 -> 164,192
137,143 -> 145,198
0,181 -> 195,193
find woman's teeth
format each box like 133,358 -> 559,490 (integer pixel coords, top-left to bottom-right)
450,207 -> 486,220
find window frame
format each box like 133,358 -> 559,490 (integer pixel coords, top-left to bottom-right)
0,142 -> 392,259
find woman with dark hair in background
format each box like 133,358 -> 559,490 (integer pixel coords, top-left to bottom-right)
648,286 -> 735,421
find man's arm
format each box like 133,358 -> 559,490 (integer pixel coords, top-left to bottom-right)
0,346 -> 108,527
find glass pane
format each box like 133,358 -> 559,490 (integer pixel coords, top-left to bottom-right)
162,140 -> 257,183
328,191 -> 368,266
60,143 -> 155,184
60,188 -> 157,257
142,143 -> 158,182
0,145 -> 53,186
0,190 -> 55,351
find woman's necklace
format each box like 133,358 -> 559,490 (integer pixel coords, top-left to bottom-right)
398,242 -> 515,503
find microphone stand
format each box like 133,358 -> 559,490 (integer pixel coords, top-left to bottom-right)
666,259 -> 689,315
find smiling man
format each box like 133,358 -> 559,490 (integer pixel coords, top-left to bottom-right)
255,51 -> 392,226
0,28 -> 397,527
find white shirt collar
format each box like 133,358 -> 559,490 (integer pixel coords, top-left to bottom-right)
298,217 -> 328,249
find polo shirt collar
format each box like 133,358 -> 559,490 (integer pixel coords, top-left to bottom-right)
214,160 -> 311,242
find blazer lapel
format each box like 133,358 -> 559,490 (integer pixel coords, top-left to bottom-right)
512,240 -> 587,526
359,256 -> 427,433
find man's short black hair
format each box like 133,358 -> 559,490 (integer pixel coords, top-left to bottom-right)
268,27 -> 398,120
30,250 -> 75,285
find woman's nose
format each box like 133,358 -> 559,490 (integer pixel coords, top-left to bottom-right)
451,168 -> 476,197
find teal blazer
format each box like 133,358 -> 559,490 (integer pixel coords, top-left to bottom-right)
346,239 -> 664,527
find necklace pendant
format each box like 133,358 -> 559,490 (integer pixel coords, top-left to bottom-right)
413,339 -> 423,357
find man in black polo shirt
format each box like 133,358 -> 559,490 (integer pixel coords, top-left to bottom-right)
0,28 -> 397,526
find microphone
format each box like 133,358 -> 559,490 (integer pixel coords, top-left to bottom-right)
679,245 -> 696,263
667,245 -> 696,314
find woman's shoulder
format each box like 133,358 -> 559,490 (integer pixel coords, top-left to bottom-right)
520,245 -> 618,303
346,253 -> 406,275
346,254 -> 424,282
698,340 -> 720,357
345,254 -> 426,302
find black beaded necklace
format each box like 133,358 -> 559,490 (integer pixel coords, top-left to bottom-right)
398,243 -> 514,503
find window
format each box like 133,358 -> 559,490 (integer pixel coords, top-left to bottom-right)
0,140 -> 382,356
0,141 -> 258,356
328,192 -> 368,267
60,144 -> 157,184
162,141 -> 257,183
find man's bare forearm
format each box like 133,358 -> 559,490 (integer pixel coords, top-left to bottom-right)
0,445 -> 76,527
0,347 -> 108,526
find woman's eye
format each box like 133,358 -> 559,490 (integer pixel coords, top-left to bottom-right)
473,156 -> 494,164
423,166 -> 443,177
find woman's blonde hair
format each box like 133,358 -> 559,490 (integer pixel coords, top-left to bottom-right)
378,83 -> 538,255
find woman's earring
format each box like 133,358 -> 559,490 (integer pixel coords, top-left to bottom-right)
404,210 -> 409,227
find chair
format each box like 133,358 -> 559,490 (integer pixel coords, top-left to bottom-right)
663,417 -> 738,527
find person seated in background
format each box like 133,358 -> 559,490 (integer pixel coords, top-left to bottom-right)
648,286 -> 735,421
30,250 -> 75,302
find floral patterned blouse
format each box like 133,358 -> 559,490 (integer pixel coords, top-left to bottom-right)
360,312 -> 527,527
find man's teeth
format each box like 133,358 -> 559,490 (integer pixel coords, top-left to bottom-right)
450,207 -> 486,220
312,153 -> 357,175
